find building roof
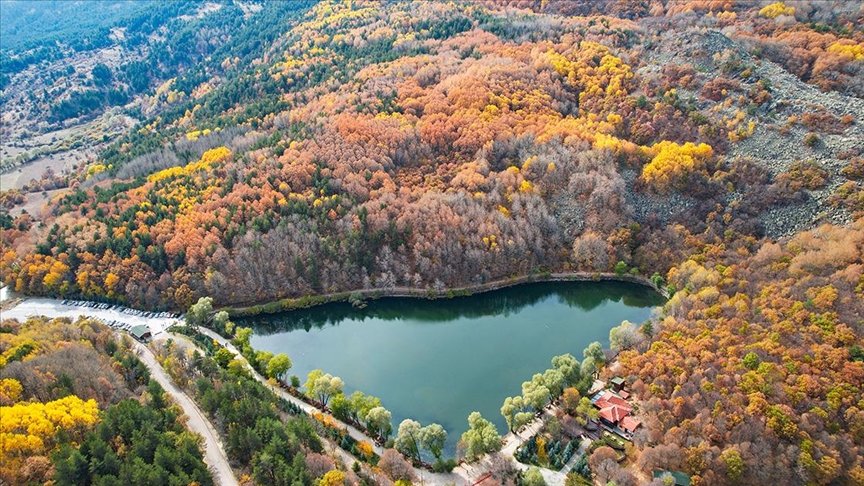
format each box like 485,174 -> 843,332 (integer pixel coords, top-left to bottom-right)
620,416 -> 642,432
130,325 -> 151,340
593,389 -> 636,426
618,390 -> 630,399
593,390 -> 632,411
653,471 -> 691,486
610,377 -> 625,386
598,404 -> 630,424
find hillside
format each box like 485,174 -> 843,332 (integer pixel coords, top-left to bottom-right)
0,0 -> 309,176
0,317 -> 213,485
1,1 -> 863,484
3,0 -> 862,308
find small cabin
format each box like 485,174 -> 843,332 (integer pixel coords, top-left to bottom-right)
130,325 -> 152,342
610,376 -> 626,392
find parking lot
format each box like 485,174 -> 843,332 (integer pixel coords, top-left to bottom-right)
0,297 -> 183,338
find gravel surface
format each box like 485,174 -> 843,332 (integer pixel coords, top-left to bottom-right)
638,29 -> 863,240
0,296 -> 236,486
0,298 -> 181,339
622,169 -> 696,225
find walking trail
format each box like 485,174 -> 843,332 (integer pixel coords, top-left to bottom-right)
3,296 -> 576,485
1,298 -> 238,486
133,340 -> 239,486
200,327 -> 570,485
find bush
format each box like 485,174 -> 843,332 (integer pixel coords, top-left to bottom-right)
566,471 -> 592,485
841,157 -> 864,180
803,132 -> 820,148
432,458 -> 457,473
779,160 -> 829,190
521,467 -> 547,486
666,284 -> 677,297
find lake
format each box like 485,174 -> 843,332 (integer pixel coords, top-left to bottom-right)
244,281 -> 663,456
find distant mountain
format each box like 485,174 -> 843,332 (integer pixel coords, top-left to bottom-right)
1,2 -> 863,483
0,0 -> 156,50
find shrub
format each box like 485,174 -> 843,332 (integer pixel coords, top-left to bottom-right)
778,160 -> 829,190
432,458 -> 457,473
841,158 -> 864,180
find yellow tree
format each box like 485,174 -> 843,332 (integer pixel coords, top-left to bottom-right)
41,258 -> 69,294
759,2 -> 795,18
0,379 -> 23,405
641,141 -> 713,192
356,440 -> 375,460
0,395 -> 100,479
319,469 -> 346,486
104,272 -> 121,299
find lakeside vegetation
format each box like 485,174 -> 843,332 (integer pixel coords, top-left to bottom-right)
224,271 -> 668,319
179,297 -> 460,482
1,0 -> 862,484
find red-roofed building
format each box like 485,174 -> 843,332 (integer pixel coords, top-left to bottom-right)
593,390 -> 632,412
598,404 -> 630,424
620,416 -> 642,433
591,389 -> 640,439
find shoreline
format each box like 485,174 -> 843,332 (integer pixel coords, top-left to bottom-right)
223,272 -> 670,318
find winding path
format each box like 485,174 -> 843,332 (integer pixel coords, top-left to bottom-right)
197,327 -> 472,485
495,410 -> 569,486
2,295 -> 578,485
200,328 -> 574,485
196,328 -> 388,455
0,298 -> 238,486
132,341 -> 239,486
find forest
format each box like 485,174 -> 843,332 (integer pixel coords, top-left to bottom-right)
7,0 -> 863,311
0,316 -> 211,485
149,324 -> 341,485
1,0 -> 863,484
607,221 -> 864,485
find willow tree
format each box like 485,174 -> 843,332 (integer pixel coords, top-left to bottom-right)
460,412 -> 501,462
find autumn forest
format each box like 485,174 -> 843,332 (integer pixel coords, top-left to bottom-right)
1,0 -> 863,485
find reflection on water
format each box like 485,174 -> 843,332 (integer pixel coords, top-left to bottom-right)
245,281 -> 662,333
243,281 -> 663,455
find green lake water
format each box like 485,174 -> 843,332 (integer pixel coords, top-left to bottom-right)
244,281 -> 663,455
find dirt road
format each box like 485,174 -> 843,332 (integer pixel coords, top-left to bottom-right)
2,296 -> 568,485
133,341 -> 239,486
